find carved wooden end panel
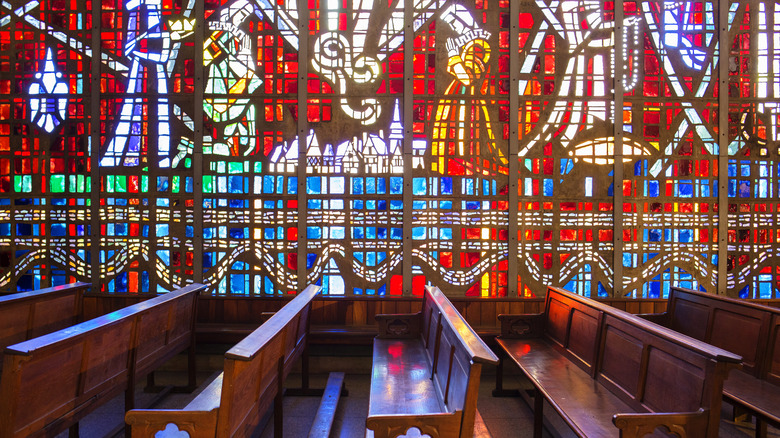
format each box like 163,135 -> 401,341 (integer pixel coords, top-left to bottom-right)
376,313 -> 422,339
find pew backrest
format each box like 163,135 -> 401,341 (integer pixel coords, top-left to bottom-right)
217,284 -> 318,437
134,286 -> 202,379
422,285 -> 498,417
541,287 -> 604,375
0,282 -> 90,354
768,312 -> 780,386
658,286 -> 780,378
525,286 -> 741,436
0,283 -> 205,438
125,284 -> 321,438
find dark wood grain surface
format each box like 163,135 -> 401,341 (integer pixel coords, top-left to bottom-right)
496,286 -> 741,438
0,282 -> 89,356
0,283 -> 205,438
498,337 -> 633,436
125,284 -> 321,438
366,285 -> 497,438
639,286 -> 780,434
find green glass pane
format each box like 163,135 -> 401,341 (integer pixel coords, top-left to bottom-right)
172,176 -> 180,193
116,175 -> 127,193
253,162 -> 262,173
229,162 -> 242,174
141,175 -> 149,192
203,176 -> 214,193
50,175 -> 66,193
106,175 -> 115,193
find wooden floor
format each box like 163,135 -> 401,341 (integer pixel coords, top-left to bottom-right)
55,347 -> 780,438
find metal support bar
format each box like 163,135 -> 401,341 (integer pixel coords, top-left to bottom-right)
297,0 -> 309,291
90,0 -> 101,294
402,0 -> 414,295
192,0 -> 205,284
613,0 -> 625,297
509,1 -> 520,296
717,0 -> 729,295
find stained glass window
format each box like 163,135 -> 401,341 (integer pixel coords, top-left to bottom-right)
0,0 -> 776,299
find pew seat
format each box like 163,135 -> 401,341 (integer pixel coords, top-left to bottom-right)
495,286 -> 741,438
366,285 -> 498,438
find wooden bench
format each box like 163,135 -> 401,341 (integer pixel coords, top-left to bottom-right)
494,286 -> 741,438
366,285 -> 499,438
125,284 -> 338,438
0,282 -> 90,361
0,282 -> 206,438
638,286 -> 780,437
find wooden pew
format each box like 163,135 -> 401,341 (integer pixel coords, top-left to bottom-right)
366,285 -> 499,438
494,286 -> 741,438
125,284 -> 327,438
638,286 -> 780,437
0,283 -> 206,438
0,282 -> 90,360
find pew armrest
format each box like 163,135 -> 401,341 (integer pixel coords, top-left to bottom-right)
612,408 -> 708,438
498,314 -> 545,338
375,313 -> 422,338
366,412 -> 460,438
635,312 -> 670,326
125,409 -> 218,438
